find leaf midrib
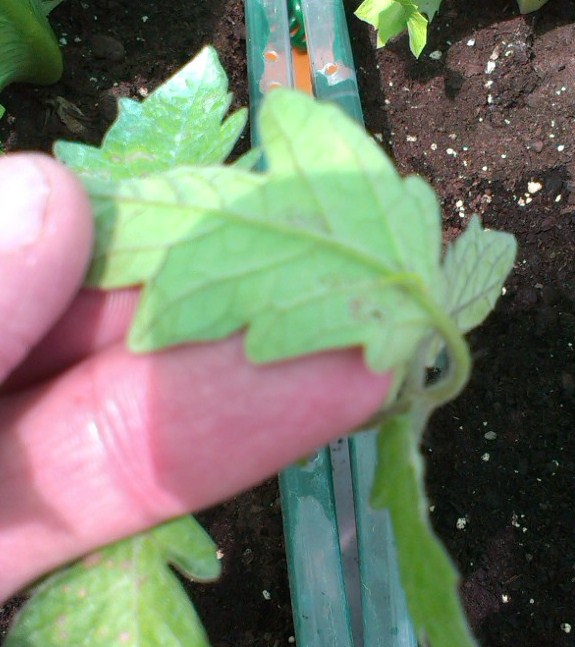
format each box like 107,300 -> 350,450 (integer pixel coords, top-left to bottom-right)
90,186 -> 417,284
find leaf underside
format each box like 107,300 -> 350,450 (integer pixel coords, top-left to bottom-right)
78,83 -> 514,647
30,47 -> 517,647
84,89 -> 447,374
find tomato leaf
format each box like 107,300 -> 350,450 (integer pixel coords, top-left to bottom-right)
41,50 -> 515,647
4,517 -> 221,647
54,47 -> 248,180
355,0 -> 443,57
84,89 -> 448,374
443,215 -> 517,334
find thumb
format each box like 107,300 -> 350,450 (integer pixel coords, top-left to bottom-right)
0,154 -> 93,382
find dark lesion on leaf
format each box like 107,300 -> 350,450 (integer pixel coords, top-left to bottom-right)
349,297 -> 385,322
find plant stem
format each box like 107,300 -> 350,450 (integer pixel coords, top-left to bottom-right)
417,295 -> 471,408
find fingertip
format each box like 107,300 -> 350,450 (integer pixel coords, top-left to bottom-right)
27,153 -> 94,255
0,153 -> 93,380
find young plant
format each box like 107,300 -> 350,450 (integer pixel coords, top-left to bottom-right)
355,0 -> 551,57
354,0 -> 442,58
0,0 -> 63,114
5,48 -> 516,647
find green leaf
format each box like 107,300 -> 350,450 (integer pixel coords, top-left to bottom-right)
355,0 -> 430,57
443,215 -> 517,334
53,54 -> 515,647
84,89 -> 448,374
4,516 -> 221,647
371,413 -> 478,647
0,0 -> 62,91
404,9 -> 428,58
356,0 -> 412,46
54,47 -> 248,180
516,0 -> 550,13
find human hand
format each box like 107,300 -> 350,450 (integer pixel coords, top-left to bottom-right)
0,153 -> 391,602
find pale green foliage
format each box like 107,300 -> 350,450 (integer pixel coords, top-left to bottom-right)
0,0 -> 62,93
426,215 -> 516,362
35,50 -> 515,647
84,91 -> 449,373
55,47 -> 249,180
442,216 -> 516,335
354,0 -> 549,57
355,0 -> 442,58
5,517 -> 221,647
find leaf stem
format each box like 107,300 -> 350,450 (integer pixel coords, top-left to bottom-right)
416,294 -> 471,408
357,282 -> 471,433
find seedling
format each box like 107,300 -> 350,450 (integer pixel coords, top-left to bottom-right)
355,0 -> 441,58
355,0 -> 551,57
5,49 -> 516,647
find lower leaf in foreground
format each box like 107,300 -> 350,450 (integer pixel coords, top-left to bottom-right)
5,516 -> 220,647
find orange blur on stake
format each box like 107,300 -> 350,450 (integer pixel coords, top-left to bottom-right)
292,47 -> 312,95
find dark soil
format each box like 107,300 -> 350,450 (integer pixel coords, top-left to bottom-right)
1,0 -> 574,646
354,2 -> 575,645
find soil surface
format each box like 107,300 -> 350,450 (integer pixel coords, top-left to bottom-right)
1,0 -> 574,646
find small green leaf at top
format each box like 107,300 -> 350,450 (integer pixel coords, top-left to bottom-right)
4,516 -> 221,647
355,0 -> 433,58
372,413 -> 478,647
84,89 -> 449,375
54,47 -> 248,180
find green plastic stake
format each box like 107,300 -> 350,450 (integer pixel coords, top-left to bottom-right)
280,452 -> 354,647
245,0 -> 294,148
350,431 -> 417,646
246,1 -> 417,645
246,1 -> 355,643
300,0 -> 363,123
